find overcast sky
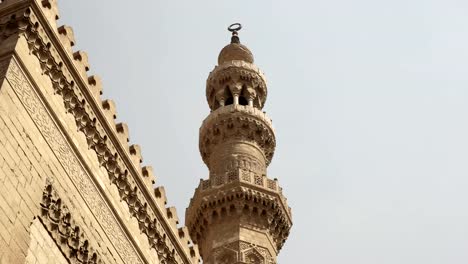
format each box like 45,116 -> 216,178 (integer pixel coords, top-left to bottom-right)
59,0 -> 468,263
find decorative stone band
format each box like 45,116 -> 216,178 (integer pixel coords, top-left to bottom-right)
199,104 -> 276,166
203,168 -> 280,192
186,182 -> 292,253
206,60 -> 267,110
211,241 -> 275,264
2,56 -> 143,263
39,181 -> 102,264
0,4 -> 199,263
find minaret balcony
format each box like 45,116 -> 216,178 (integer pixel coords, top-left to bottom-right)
199,104 -> 276,169
185,174 -> 292,256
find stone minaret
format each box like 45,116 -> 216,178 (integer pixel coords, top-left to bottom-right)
186,24 -> 292,264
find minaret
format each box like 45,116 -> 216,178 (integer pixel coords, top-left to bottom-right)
186,24 -> 292,264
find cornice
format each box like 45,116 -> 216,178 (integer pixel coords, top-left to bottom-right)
0,1 -> 199,263
40,180 -> 103,264
199,104 -> 276,166
186,179 -> 292,252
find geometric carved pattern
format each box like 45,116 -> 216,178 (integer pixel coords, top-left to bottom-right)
0,3 -> 197,263
244,248 -> 264,264
254,175 -> 263,186
4,57 -> 144,264
199,105 -> 276,166
186,184 -> 292,253
8,6 -> 191,261
191,23 -> 292,264
40,180 -> 102,264
212,241 -> 274,264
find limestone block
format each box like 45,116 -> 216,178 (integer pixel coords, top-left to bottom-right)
87,75 -> 103,101
57,25 -> 75,55
141,165 -> 156,188
115,122 -> 130,146
154,186 -> 167,209
177,226 -> 190,246
166,206 -> 179,230
101,99 -> 116,125
73,50 -> 90,79
129,144 -> 142,168
37,0 -> 60,29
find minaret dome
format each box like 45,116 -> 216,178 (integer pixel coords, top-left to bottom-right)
206,23 -> 268,111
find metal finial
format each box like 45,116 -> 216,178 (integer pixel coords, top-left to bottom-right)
228,23 -> 242,44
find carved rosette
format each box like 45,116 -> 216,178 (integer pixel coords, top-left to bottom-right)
206,60 -> 268,110
199,104 -> 276,172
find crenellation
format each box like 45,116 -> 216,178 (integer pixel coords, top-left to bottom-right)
36,0 -> 59,29
166,206 -> 179,230
141,165 -> 156,188
72,50 -> 89,78
0,1 -> 256,264
115,122 -> 129,145
129,143 -> 143,167
57,25 -> 74,54
87,75 -> 102,100
101,99 -> 117,125
154,186 -> 168,208
0,4 -> 200,262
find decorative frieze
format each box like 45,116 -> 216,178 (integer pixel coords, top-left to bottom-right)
186,183 -> 292,253
3,55 -> 144,264
199,104 -> 276,167
0,2 -> 199,263
39,181 -> 102,264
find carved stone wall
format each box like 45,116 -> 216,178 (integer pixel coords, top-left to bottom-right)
25,219 -> 69,264
38,181 -> 102,264
3,55 -> 144,263
0,0 -> 200,263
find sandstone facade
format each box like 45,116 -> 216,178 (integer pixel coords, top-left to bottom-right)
0,1 -> 291,264
0,1 -> 199,263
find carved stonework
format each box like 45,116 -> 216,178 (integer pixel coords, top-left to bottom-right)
187,28 -> 291,264
206,60 -> 267,110
3,56 -> 144,264
39,181 -> 102,264
0,2 -> 199,263
199,104 -> 276,167
211,241 -> 275,264
186,184 -> 292,253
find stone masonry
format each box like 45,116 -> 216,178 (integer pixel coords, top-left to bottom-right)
0,1 -> 292,264
0,0 -> 200,263
185,25 -> 292,264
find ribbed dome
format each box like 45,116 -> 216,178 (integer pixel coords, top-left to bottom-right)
217,42 -> 254,64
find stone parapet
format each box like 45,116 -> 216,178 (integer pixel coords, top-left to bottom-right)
0,1 -> 200,263
186,176 -> 292,255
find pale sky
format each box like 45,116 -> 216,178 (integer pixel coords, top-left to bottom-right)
60,1 -> 468,263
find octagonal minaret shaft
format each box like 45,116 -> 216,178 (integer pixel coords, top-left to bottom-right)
186,24 -> 292,264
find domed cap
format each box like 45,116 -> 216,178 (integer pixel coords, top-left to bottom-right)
217,23 -> 254,64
